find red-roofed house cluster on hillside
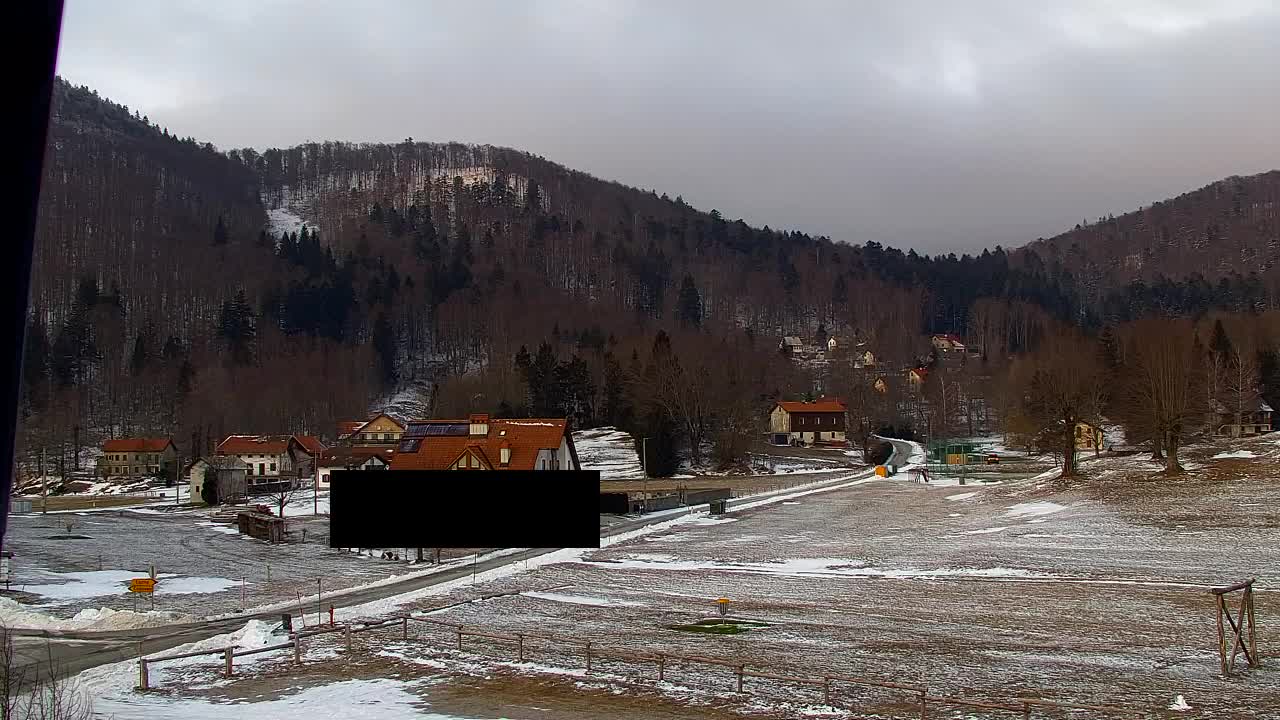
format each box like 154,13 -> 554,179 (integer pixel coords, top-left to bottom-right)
769,399 -> 848,446
389,414 -> 579,471
96,438 -> 178,480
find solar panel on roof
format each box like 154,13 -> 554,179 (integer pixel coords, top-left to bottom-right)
402,424 -> 431,439
423,423 -> 468,436
397,438 -> 423,453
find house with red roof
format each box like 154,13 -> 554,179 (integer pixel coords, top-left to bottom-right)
215,435 -> 317,492
769,400 -> 847,446
336,413 -> 407,446
389,414 -> 579,471
96,437 -> 178,481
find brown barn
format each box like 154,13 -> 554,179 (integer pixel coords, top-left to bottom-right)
769,400 -> 847,446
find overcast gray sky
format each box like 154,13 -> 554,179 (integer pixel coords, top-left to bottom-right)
56,1 -> 1280,254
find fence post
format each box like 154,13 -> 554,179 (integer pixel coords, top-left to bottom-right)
224,647 -> 234,677
293,633 -> 302,664
138,658 -> 149,691
344,626 -> 351,650
585,642 -> 592,673
517,634 -> 524,663
403,616 -> 408,641
457,625 -> 463,651
658,654 -> 665,682
1216,595 -> 1228,675
1247,587 -> 1259,664
736,665 -> 744,693
822,677 -> 830,706
918,690 -> 927,719
1022,701 -> 1031,720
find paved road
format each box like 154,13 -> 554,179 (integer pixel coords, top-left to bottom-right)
11,439 -> 917,681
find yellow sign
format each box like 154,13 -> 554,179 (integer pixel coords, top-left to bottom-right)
129,578 -> 156,593
716,598 -> 730,604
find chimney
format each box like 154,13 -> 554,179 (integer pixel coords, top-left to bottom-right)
469,414 -> 490,437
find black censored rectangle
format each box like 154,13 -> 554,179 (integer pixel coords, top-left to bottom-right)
327,470 -> 601,548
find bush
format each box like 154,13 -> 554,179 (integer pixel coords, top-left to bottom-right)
865,440 -> 893,465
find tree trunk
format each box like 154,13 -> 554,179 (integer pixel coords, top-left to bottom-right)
1150,431 -> 1164,461
416,547 -> 424,562
1061,424 -> 1076,477
1164,431 -> 1183,474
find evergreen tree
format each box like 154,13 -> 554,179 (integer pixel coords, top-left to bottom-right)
816,323 -> 829,349
213,216 -> 228,245
219,290 -> 257,365
525,179 -> 542,214
22,315 -> 50,409
201,470 -> 219,505
1210,319 -> 1233,361
177,358 -> 195,398
129,333 -> 148,376
638,408 -> 679,477
676,274 -> 703,327
372,313 -> 398,387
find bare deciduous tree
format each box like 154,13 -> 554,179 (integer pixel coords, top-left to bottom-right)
1022,329 -> 1105,477
1120,318 -> 1205,474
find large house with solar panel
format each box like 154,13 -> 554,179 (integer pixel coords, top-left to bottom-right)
389,414 -> 580,471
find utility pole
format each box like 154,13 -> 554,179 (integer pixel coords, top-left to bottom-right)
640,437 -> 650,514
40,447 -> 46,514
73,424 -> 80,471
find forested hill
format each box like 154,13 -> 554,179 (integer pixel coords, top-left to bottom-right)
21,76 -> 1278,469
1016,171 -> 1280,321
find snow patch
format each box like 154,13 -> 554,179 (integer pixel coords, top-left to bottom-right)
1169,695 -> 1192,711
946,492 -> 978,501
1003,502 -> 1066,519
521,591 -> 642,608
963,526 -> 1009,535
1212,450 -> 1257,459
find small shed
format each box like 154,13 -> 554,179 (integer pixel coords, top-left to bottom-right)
189,456 -> 249,505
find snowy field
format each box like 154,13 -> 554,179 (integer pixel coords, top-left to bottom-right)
81,435 -> 1280,719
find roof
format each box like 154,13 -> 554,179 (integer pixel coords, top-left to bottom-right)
780,336 -> 803,346
295,435 -> 326,454
216,435 -> 293,455
350,413 -> 408,437
390,418 -> 570,471
103,438 -> 173,453
318,452 -> 389,469
933,334 -> 963,342
776,401 -> 847,414
192,456 -> 248,470
336,421 -> 365,437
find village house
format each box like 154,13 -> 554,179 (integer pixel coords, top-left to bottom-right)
316,451 -> 390,489
769,400 -> 847,446
873,376 -> 889,394
389,414 -> 580,471
337,413 -> 407,446
1207,399 -> 1274,437
931,334 -> 966,354
215,435 -> 316,493
906,366 -> 929,391
778,336 -> 804,356
1074,421 -> 1104,452
187,456 -> 248,505
97,438 -> 178,481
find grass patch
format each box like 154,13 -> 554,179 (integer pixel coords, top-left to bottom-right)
668,619 -> 771,635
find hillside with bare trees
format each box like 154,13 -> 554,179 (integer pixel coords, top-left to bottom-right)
19,76 -> 1280,477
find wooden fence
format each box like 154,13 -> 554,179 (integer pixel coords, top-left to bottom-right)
137,613 -> 1147,718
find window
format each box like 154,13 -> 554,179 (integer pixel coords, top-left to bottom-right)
470,454 -> 479,468
500,447 -> 510,465
270,462 -> 276,472
258,463 -> 265,475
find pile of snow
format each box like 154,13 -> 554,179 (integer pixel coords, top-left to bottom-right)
573,427 -> 644,479
0,597 -> 193,631
1212,450 -> 1257,459
1169,695 -> 1192,712
946,492 -> 978,501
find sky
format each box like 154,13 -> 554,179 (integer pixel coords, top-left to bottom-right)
55,1 -> 1280,255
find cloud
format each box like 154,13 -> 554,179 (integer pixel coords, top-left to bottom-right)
54,0 -> 1280,253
